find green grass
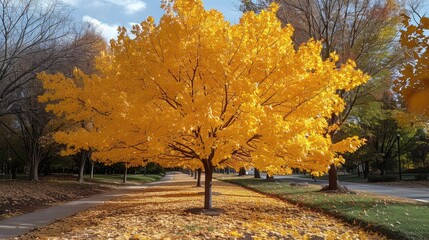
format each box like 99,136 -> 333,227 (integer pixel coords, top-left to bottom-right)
86,173 -> 164,185
221,177 -> 429,240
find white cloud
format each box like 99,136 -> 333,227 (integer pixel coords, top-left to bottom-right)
61,0 -> 146,14
82,15 -> 119,41
103,0 -> 147,14
60,0 -> 80,6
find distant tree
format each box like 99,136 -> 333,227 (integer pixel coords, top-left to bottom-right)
239,0 -> 404,189
0,0 -> 75,116
408,129 -> 429,168
0,129 -> 25,179
348,93 -> 417,176
0,0 -> 106,181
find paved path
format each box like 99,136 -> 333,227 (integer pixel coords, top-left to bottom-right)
0,173 -> 175,239
259,173 -> 429,203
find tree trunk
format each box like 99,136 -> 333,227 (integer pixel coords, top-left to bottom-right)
77,151 -> 86,182
191,170 -> 194,177
238,167 -> 246,176
90,160 -> 94,179
143,166 -> 147,175
203,164 -> 213,209
194,169 -> 197,179
364,161 -> 369,178
29,158 -> 39,181
357,163 -> 361,177
266,173 -> 273,180
254,168 -> 261,178
10,161 -> 17,179
197,168 -> 202,187
226,167 -> 230,174
123,164 -> 128,183
11,166 -> 17,179
328,164 -> 339,190
43,159 -> 51,176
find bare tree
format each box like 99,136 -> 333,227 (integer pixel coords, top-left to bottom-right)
0,0 -> 76,115
13,90 -> 56,181
0,0 -> 106,180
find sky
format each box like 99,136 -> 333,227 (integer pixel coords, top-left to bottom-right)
61,0 -> 242,41
61,0 -> 429,41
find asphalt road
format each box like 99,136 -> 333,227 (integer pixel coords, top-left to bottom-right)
259,173 -> 429,203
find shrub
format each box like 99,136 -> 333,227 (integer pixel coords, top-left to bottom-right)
368,175 -> 397,182
403,167 -> 429,174
145,162 -> 165,174
414,174 -> 428,181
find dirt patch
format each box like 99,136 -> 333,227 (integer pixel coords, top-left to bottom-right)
320,185 -> 357,194
184,207 -> 226,216
197,191 -> 222,195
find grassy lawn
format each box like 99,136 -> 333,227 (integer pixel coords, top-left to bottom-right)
86,173 -> 164,185
219,176 -> 429,240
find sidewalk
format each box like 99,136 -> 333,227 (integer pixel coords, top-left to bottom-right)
260,174 -> 429,202
0,173 -> 173,239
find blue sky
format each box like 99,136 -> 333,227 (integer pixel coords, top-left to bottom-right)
62,0 -> 429,41
61,0 -> 242,41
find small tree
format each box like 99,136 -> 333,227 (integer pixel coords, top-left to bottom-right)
347,95 -> 419,176
409,130 -> 429,168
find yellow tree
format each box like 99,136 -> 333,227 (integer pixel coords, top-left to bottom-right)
396,15 -> 429,116
39,0 -> 368,210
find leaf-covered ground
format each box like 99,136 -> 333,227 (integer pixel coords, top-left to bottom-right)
220,176 -> 429,240
0,176 -> 113,220
20,173 -> 384,239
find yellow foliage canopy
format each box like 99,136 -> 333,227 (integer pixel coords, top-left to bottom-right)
38,0 -> 368,175
396,15 -> 429,116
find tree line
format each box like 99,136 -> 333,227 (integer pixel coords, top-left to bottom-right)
0,0 -> 105,181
